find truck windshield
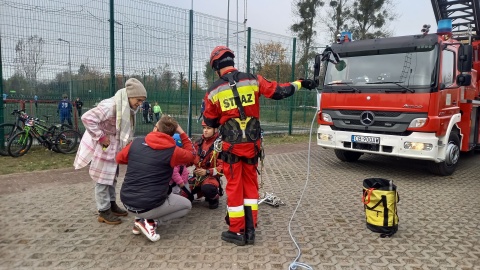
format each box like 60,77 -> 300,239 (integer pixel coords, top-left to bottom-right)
324,47 -> 437,93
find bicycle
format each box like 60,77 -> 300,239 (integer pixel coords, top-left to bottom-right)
0,109 -> 29,156
7,117 -> 82,157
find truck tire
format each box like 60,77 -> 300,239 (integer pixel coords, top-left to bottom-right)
427,132 -> 460,176
334,149 -> 363,162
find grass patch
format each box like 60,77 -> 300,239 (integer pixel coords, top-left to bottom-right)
263,133 -> 311,145
0,146 -> 76,175
0,134 -> 311,175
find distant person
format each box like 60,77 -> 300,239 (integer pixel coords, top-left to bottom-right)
74,78 -> 147,225
142,99 -> 151,124
117,115 -> 195,242
57,94 -> 73,126
34,95 -> 38,109
197,100 -> 205,123
2,93 -> 6,108
153,101 -> 162,121
75,97 -> 84,116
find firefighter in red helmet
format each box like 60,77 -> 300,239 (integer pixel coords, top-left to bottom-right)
203,45 -> 316,246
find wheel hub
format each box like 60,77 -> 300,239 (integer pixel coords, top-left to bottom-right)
445,142 -> 460,166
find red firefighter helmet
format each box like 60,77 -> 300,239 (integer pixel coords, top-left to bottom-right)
209,46 -> 235,69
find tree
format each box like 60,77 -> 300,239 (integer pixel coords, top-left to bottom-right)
157,64 -> 176,91
14,35 -> 46,88
349,0 -> 395,40
291,0 -> 324,75
252,41 -> 291,82
322,0 -> 352,43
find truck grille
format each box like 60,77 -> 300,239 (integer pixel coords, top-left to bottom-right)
323,110 -> 427,135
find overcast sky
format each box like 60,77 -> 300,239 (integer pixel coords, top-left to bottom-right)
151,0 -> 438,45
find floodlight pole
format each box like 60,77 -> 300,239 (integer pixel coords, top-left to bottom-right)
58,38 -> 72,100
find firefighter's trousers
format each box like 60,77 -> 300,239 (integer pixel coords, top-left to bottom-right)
223,159 -> 258,234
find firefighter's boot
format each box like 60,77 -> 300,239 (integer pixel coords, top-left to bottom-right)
221,231 -> 246,246
245,205 -> 255,245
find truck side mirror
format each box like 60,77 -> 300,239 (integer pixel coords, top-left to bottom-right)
458,45 -> 473,72
456,74 -> 471,86
313,54 -> 322,86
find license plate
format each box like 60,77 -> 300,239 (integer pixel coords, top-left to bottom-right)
351,135 -> 380,144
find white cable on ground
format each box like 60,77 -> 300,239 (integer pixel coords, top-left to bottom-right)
287,108 -> 319,270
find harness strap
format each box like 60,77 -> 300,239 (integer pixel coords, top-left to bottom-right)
221,72 -> 246,121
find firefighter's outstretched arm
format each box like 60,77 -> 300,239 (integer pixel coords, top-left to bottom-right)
258,75 -> 316,100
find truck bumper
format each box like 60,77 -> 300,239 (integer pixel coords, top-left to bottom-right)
316,125 -> 444,162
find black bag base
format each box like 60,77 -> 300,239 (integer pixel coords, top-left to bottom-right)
366,223 -> 398,238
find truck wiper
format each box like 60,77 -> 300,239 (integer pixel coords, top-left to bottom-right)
366,81 -> 415,93
326,81 -> 361,93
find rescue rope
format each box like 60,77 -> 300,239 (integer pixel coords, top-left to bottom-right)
287,109 -> 318,270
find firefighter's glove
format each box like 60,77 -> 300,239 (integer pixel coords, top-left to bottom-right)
300,79 -> 317,90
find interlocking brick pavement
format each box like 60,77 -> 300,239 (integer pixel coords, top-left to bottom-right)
1,142 -> 480,269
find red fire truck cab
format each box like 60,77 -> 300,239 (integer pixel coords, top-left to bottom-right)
314,17 -> 479,176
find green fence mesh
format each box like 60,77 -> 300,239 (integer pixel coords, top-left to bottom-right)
0,0 -> 318,138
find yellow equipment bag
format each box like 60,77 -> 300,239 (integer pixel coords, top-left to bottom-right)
362,178 -> 399,238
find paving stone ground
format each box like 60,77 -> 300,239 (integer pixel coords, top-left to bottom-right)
0,142 -> 479,269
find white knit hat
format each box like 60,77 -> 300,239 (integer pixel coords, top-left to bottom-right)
125,78 -> 147,98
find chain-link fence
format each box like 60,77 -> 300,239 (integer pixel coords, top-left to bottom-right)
0,0 -> 317,138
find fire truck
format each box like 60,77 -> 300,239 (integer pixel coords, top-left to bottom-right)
313,0 -> 480,176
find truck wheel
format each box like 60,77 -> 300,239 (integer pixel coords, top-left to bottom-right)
427,132 -> 460,176
334,149 -> 363,162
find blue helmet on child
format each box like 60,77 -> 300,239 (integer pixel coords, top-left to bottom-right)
173,133 -> 182,147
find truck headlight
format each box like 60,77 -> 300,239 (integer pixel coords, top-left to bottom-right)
318,133 -> 333,141
409,118 -> 427,128
321,113 -> 332,123
404,142 -> 433,151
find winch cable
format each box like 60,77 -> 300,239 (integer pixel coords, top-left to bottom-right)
287,106 -> 319,270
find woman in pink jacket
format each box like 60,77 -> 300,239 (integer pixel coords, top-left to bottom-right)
74,78 -> 147,225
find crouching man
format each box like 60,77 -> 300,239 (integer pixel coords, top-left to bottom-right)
117,115 -> 195,242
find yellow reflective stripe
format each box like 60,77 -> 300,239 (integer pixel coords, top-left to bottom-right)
292,81 -> 301,90
228,210 -> 245,218
228,206 -> 245,218
244,199 -> 258,211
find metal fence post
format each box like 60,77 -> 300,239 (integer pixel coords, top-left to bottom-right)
109,0 -> 116,96
288,37 -> 296,135
246,27 -> 251,74
187,8 -> 194,137
275,64 -> 279,122
0,34 -> 4,150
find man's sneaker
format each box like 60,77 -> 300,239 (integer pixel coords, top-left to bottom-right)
111,201 -> 128,216
135,219 -> 160,242
132,219 -> 157,235
98,209 -> 122,225
221,231 -> 246,246
245,228 -> 255,245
